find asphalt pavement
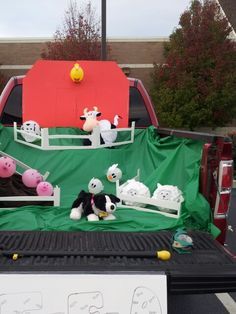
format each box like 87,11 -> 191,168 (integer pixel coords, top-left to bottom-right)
168,189 -> 236,314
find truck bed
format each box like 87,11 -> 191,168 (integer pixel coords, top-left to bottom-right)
0,126 -> 236,294
0,230 -> 236,294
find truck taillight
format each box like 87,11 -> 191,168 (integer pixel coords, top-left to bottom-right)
214,160 -> 233,218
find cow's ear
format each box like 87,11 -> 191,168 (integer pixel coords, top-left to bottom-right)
80,116 -> 86,120
96,112 -> 101,117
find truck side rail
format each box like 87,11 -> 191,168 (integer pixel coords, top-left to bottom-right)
157,127 -> 229,144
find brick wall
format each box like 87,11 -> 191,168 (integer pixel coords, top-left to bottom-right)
108,40 -> 166,64
0,38 -> 167,92
0,42 -> 48,64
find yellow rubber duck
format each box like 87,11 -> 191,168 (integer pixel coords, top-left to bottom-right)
70,63 -> 84,83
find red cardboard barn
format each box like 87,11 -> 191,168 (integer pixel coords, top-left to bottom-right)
23,60 -> 129,128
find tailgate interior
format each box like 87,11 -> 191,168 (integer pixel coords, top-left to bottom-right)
0,230 -> 236,293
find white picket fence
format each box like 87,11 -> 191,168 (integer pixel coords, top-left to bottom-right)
0,151 -> 60,207
116,170 -> 181,218
13,122 -> 135,150
0,186 -> 60,207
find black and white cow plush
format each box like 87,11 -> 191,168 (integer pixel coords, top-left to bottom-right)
70,190 -> 120,221
80,107 -> 119,145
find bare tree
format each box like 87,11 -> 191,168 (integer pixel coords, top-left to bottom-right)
41,1 -> 103,60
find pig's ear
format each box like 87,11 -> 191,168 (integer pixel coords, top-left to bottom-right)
80,115 -> 86,120
96,112 -> 101,117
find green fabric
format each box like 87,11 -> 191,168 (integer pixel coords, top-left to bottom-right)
0,125 -> 219,236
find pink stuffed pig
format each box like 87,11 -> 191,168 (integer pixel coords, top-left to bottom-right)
36,181 -> 53,196
0,156 -> 16,178
22,169 -> 43,188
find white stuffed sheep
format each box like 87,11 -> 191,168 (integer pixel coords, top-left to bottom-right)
152,183 -> 184,211
119,179 -> 151,207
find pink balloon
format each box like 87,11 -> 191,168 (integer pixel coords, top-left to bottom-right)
36,181 -> 53,196
22,169 -> 43,188
0,156 -> 16,178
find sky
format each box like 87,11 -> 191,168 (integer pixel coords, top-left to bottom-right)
0,0 -> 191,38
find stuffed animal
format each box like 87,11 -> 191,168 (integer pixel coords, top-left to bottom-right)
70,190 -> 120,221
0,156 -> 16,178
36,181 -> 53,196
70,63 -> 84,83
22,169 -> 43,188
88,177 -> 104,194
106,164 -> 122,182
118,179 -> 151,207
20,120 -> 41,142
80,107 -> 119,145
152,183 -> 184,211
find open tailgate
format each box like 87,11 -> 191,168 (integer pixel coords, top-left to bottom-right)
0,230 -> 236,294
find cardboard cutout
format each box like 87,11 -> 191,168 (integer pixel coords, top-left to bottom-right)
23,60 -> 129,128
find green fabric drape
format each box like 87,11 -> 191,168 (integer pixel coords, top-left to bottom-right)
0,125 -> 219,237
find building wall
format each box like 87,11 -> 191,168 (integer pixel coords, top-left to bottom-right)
0,38 -> 167,92
0,42 -> 48,64
108,39 -> 166,64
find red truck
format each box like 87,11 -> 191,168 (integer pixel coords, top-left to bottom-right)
0,72 -> 235,300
